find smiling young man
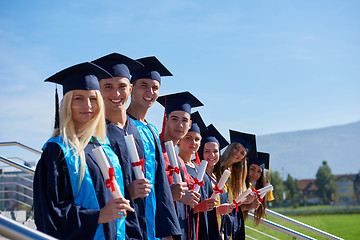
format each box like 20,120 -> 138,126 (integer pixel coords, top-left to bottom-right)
93,53 -> 180,240
126,56 -> 181,240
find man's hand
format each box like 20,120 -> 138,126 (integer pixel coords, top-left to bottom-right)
127,178 -> 152,200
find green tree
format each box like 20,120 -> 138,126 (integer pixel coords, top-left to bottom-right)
285,174 -> 300,207
315,160 -> 336,204
270,170 -> 284,207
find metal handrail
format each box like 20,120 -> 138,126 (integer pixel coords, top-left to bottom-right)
0,191 -> 33,201
0,214 -> 57,240
0,198 -> 32,209
0,182 -> 34,192
245,225 -> 280,240
0,142 -> 42,155
265,209 -> 344,240
0,156 -> 35,175
247,213 -> 316,240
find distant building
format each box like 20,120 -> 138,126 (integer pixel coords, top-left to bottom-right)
334,173 -> 360,205
297,173 -> 360,206
297,179 -> 320,205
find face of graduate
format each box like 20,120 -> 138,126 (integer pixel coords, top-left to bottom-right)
178,131 -> 202,155
71,90 -> 98,130
229,143 -> 247,165
165,111 -> 192,142
248,163 -> 263,183
203,142 -> 220,167
131,78 -> 160,109
99,77 -> 132,113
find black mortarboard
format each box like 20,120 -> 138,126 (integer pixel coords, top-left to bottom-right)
189,111 -> 207,134
157,91 -> 203,116
45,62 -> 112,128
131,56 -> 172,83
229,130 -> 258,158
91,53 -> 143,80
248,152 -> 270,170
45,62 -> 112,95
201,124 -> 229,151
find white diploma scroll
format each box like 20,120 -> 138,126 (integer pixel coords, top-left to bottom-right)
193,160 -> 208,193
234,187 -> 253,204
92,146 -> 123,198
164,141 -> 182,183
124,134 -> 145,179
210,169 -> 231,200
258,183 -> 274,199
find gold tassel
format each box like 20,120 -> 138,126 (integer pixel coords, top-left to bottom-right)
267,164 -> 275,201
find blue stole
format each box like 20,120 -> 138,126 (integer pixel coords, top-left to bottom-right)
130,119 -> 158,240
43,136 -> 126,240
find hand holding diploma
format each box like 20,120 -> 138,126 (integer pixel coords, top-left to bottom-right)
165,141 -> 182,183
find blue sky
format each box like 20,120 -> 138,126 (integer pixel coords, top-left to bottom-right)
0,0 -> 359,165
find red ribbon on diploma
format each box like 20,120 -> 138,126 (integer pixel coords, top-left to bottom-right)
105,167 -> 116,192
167,165 -> 181,176
131,158 -> 145,167
233,199 -> 240,212
194,178 -> 204,187
213,184 -> 224,194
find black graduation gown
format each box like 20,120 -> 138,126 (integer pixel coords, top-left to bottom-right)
107,116 -> 181,239
33,142 -> 117,240
186,165 -> 222,240
207,173 -> 231,240
106,118 -> 146,239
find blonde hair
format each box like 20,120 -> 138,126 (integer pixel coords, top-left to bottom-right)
218,142 -> 247,198
52,90 -> 106,192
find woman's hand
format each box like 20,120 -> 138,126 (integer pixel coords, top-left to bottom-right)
193,198 -> 218,213
216,203 -> 235,215
98,197 -> 134,223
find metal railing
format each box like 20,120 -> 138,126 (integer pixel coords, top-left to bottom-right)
265,209 -> 344,240
247,213 -> 317,240
0,214 -> 57,240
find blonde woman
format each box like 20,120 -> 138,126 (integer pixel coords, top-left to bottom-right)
214,130 -> 257,240
33,63 -> 133,240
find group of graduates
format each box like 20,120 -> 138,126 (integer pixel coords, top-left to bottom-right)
33,53 -> 273,240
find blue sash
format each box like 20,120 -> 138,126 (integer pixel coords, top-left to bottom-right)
130,119 -> 158,240
43,136 -> 126,240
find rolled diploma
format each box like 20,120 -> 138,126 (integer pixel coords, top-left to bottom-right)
258,184 -> 273,199
234,187 -> 252,204
210,169 -> 231,199
92,146 -> 123,198
124,134 -> 145,179
193,160 -> 208,193
164,141 -> 182,183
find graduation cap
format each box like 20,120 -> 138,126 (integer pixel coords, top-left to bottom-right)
248,152 -> 270,170
157,91 -> 203,116
45,62 -> 112,128
201,124 -> 229,151
131,56 -> 172,84
45,62 -> 112,95
91,53 -> 143,80
158,91 -> 203,142
189,111 -> 207,134
229,130 -> 257,159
